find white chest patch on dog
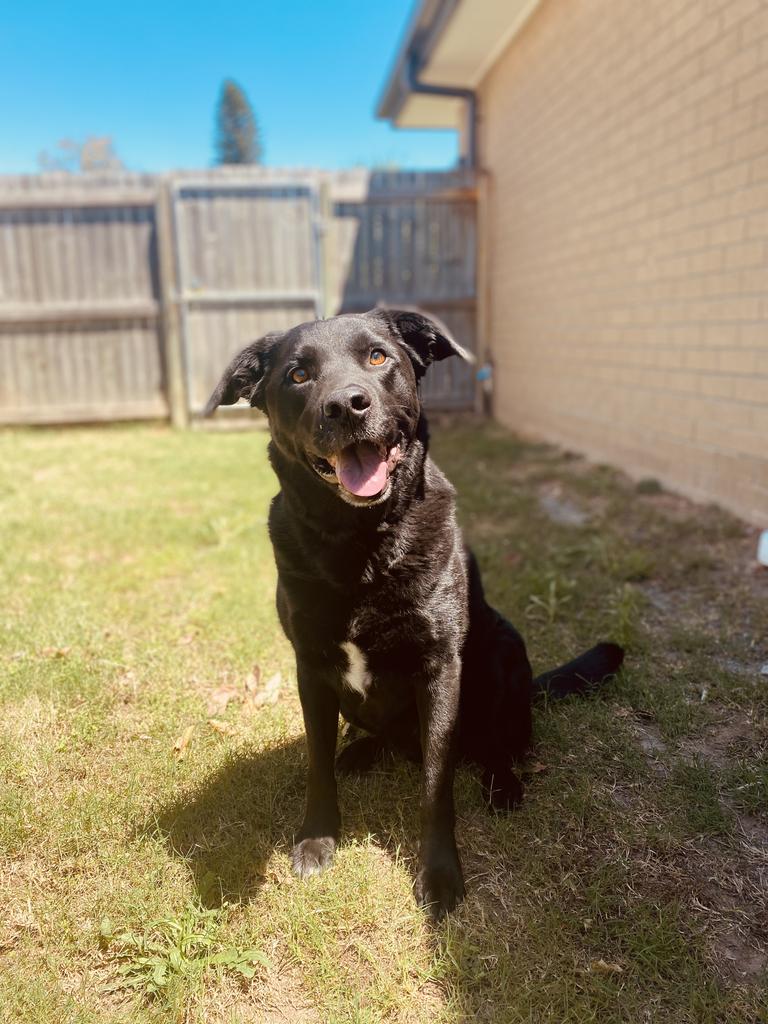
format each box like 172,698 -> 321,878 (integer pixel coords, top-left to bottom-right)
340,640 -> 372,697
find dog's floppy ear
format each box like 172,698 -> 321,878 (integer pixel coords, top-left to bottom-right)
368,307 -> 471,380
203,333 -> 283,416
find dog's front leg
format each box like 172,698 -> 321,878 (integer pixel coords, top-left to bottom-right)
292,665 -> 340,878
414,656 -> 465,921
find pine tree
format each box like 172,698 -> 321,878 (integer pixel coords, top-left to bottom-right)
214,80 -> 261,165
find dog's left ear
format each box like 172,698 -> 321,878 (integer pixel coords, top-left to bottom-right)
369,308 -> 471,380
203,332 -> 283,416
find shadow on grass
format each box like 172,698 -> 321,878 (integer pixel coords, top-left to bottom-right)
146,738 -> 306,908
144,737 -> 425,909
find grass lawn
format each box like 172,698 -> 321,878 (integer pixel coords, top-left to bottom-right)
1,420 -> 766,1023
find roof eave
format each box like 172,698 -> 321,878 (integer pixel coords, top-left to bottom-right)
377,0 -> 543,128
375,0 -> 459,123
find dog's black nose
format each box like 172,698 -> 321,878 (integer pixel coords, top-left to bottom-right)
323,386 -> 371,421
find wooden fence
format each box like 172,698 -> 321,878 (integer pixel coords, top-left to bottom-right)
0,168 -> 477,425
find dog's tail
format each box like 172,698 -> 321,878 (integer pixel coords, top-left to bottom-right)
533,642 -> 624,700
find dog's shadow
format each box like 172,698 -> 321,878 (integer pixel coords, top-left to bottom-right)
145,737 -> 425,909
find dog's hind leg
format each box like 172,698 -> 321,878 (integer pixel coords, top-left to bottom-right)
459,582 -> 534,813
336,708 -> 423,774
480,759 -> 524,812
336,734 -> 385,775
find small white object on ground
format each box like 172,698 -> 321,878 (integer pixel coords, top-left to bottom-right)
539,493 -> 588,527
758,530 -> 768,566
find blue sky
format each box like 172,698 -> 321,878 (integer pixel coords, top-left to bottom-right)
0,0 -> 458,174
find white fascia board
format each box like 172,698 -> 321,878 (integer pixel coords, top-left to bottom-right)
421,0 -> 542,89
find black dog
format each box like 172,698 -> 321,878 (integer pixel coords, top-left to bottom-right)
205,308 -> 624,920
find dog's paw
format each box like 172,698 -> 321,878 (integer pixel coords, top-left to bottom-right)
291,836 -> 336,878
482,764 -> 523,813
335,735 -> 382,775
414,858 -> 465,922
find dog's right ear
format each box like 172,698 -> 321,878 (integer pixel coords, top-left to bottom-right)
203,333 -> 283,416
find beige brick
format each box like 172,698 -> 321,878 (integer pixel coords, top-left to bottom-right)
752,404 -> 768,435
741,267 -> 767,291
745,210 -> 768,238
740,323 -> 768,346
708,219 -> 746,246
722,0 -> 763,33
689,248 -> 724,273
711,162 -> 751,194
734,376 -> 768,402
724,239 -> 765,268
736,65 -> 768,105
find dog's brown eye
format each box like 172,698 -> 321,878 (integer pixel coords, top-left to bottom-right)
370,349 -> 386,366
290,367 -> 309,384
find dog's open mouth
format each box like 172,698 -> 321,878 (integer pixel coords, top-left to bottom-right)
309,439 -> 403,502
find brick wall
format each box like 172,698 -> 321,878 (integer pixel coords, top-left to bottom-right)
479,0 -> 768,524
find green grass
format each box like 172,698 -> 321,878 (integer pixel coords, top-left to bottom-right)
1,421 -> 767,1023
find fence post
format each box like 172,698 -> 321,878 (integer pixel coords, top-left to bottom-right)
317,180 -> 332,319
155,180 -> 189,428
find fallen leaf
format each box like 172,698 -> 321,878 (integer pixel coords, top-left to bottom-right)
528,762 -> 548,774
178,634 -> 195,647
208,718 -> 235,736
243,665 -> 262,696
247,671 -> 282,708
590,959 -> 624,974
41,646 -> 71,659
172,725 -> 195,761
206,685 -> 241,716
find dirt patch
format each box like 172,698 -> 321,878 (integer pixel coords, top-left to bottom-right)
623,706 -> 768,981
616,697 -> 768,982
685,840 -> 768,982
718,931 -> 768,982
636,581 -> 679,618
681,710 -> 764,770
628,717 -> 669,778
234,967 -> 321,1024
638,490 -> 702,522
145,962 -> 324,1024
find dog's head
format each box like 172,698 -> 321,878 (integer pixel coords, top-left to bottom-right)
204,308 -> 469,506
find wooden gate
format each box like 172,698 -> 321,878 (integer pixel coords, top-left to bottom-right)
170,180 -> 323,415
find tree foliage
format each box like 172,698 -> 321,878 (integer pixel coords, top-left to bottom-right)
38,137 -> 124,173
214,79 -> 261,165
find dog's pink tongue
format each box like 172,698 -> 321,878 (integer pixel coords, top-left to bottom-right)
336,442 -> 388,497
